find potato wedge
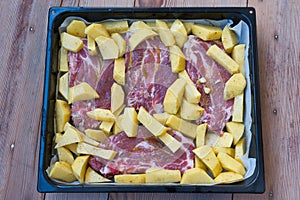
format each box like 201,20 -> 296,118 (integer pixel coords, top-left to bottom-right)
85,129 -> 108,143
153,112 -> 170,125
65,143 -> 79,155
214,132 -> 233,147
68,82 -> 99,104
58,47 -> 68,72
85,23 -> 110,39
226,122 -> 245,145
206,44 -> 239,74
214,172 -> 244,184
232,44 -> 246,76
180,168 -> 214,184
192,24 -> 222,41
193,145 -> 222,178
55,100 -> 71,133
166,115 -> 198,139
156,20 -> 175,47
184,83 -> 201,104
183,22 -> 194,34
222,25 -> 239,53
129,21 -> 151,32
232,93 -> 244,122
195,156 -> 207,170
102,21 -> 129,34
170,19 -> 188,48
113,57 -> 126,85
85,167 -> 111,183
66,20 -> 87,38
111,83 -> 124,113
129,28 -> 157,51
212,146 -> 235,157
235,138 -> 246,164
163,78 -> 186,114
86,108 -> 116,122
217,152 -> 246,176
180,99 -> 204,120
59,72 -> 69,100
146,168 -> 181,183
99,121 -> 114,134
55,133 -> 63,144
57,146 -> 74,165
77,142 -> 117,160
60,32 -> 84,52
111,33 -> 126,57
137,106 -> 168,137
55,126 -> 83,148
49,161 -> 76,182
122,107 -> 138,137
178,69 -> 194,85
224,73 -> 246,100
78,130 -> 100,147
205,132 -> 220,146
113,114 -> 124,134
169,45 -> 186,73
71,155 -> 90,183
87,35 -> 97,56
95,36 -> 119,60
196,123 -> 207,147
158,132 -> 182,153
115,174 -> 146,184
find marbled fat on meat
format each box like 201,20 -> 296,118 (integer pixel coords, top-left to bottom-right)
183,35 -> 233,134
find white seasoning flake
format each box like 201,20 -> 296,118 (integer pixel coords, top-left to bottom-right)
215,79 -> 221,84
199,77 -> 207,84
204,87 -> 211,94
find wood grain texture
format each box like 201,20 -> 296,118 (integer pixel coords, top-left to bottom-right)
0,0 -> 60,200
136,0 -> 246,7
46,193 -> 108,200
234,0 -> 300,199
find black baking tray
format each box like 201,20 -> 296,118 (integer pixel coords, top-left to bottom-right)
38,7 -> 264,193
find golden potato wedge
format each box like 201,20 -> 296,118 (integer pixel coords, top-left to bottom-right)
146,168 -> 181,183
212,146 -> 235,157
49,161 -> 76,182
232,93 -> 244,122
158,132 -> 182,153
193,145 -> 222,178
87,35 -> 97,56
224,73 -> 246,100
59,72 -> 69,100
195,156 -> 207,170
77,142 -> 117,160
163,78 -> 186,114
113,57 -> 126,85
206,44 -> 239,74
71,155 -> 90,184
60,32 -> 84,52
232,44 -> 246,76
122,107 -> 138,137
114,174 -> 146,184
217,152 -> 246,176
55,100 -> 71,133
205,132 -> 220,146
196,123 -> 207,147
180,168 -> 214,184
180,99 -> 204,120
55,126 -> 83,148
57,146 -> 74,165
66,20 -> 87,38
55,133 -> 63,144
170,19 -> 188,48
95,36 -> 119,60
166,115 -> 198,139
184,83 -> 201,104
85,129 -> 108,143
85,167 -> 111,183
169,45 -> 186,73
214,132 -> 233,147
65,143 -> 79,155
222,25 -> 239,53
111,33 -> 126,57
78,130 -> 100,147
102,21 -> 129,34
86,108 -> 116,122
85,23 -> 110,39
129,21 -> 151,32
192,24 -> 222,41
153,112 -> 170,125
137,106 -> 168,137
178,69 -> 194,85
214,172 -> 244,184
129,28 -> 157,51
99,121 -> 114,134
235,137 -> 246,164
111,83 -> 124,113
183,22 -> 194,34
58,47 -> 68,72
226,121 -> 245,145
113,114 -> 124,135
68,82 -> 99,104
156,20 -> 175,47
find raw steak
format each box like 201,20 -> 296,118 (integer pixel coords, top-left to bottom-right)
124,35 -> 177,114
89,126 -> 195,177
68,39 -> 114,131
183,35 -> 233,135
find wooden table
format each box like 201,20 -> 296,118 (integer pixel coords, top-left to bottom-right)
0,0 -> 299,199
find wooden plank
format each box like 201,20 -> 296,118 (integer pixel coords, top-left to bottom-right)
234,0 -> 300,200
136,0 -> 246,7
79,0 -> 134,6
0,0 -> 61,200
46,193 -> 108,200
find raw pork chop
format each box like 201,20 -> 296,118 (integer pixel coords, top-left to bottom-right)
124,35 -> 177,114
183,35 -> 233,134
89,126 -> 195,177
68,39 -> 114,131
